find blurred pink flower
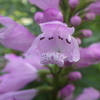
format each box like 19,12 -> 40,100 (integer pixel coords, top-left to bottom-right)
0,54 -> 38,93
0,16 -> 35,52
58,84 -> 75,100
0,89 -> 37,100
76,42 -> 100,68
86,1 -> 100,15
75,87 -> 100,100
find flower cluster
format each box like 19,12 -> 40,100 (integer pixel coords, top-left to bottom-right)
0,0 -> 100,100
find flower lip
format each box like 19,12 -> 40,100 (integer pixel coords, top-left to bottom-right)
40,52 -> 67,66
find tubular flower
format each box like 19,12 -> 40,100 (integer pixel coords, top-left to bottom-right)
86,1 -> 100,15
0,16 -> 35,52
27,21 -> 80,66
0,54 -> 38,93
0,89 -> 37,100
75,87 -> 100,100
75,42 -> 100,68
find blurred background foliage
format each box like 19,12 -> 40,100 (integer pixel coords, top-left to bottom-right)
0,0 -> 100,100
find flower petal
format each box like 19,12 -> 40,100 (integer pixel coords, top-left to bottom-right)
67,37 -> 80,62
26,34 -> 42,57
0,89 -> 37,100
39,21 -> 68,32
28,0 -> 60,10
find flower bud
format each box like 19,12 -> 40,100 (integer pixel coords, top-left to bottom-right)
81,29 -> 92,38
84,12 -> 96,21
34,12 -> 45,24
68,0 -> 80,8
43,8 -> 63,22
68,71 -> 82,81
59,84 -> 75,99
70,15 -> 82,26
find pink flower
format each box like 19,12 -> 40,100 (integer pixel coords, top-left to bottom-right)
0,89 -> 37,100
28,0 -> 60,10
0,16 -> 35,52
0,54 -> 38,93
76,42 -> 100,68
58,84 -> 75,100
86,1 -> 100,15
27,21 -> 80,66
75,87 -> 100,100
5,53 -> 44,70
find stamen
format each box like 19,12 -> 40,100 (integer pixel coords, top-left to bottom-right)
48,37 -> 53,40
66,39 -> 71,44
40,37 -> 45,40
